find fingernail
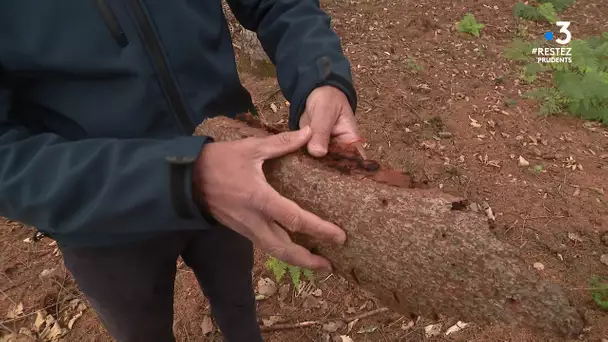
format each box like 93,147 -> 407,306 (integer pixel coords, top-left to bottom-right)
310,145 -> 327,156
301,125 -> 311,135
334,233 -> 346,245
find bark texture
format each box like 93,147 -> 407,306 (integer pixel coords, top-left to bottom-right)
194,115 -> 584,338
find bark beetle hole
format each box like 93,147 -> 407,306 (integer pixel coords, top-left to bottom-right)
451,200 -> 469,211
350,268 -> 360,284
381,198 -> 389,206
361,160 -> 380,171
507,297 -> 519,305
441,232 -> 447,238
392,291 -> 400,304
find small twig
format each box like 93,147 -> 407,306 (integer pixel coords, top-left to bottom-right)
0,287 -> 17,306
260,320 -> 319,332
504,220 -> 519,235
345,307 -> 389,322
570,287 -> 608,291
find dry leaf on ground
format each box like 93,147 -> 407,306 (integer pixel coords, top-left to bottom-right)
6,302 -> 24,319
600,254 -> 608,267
445,321 -> 469,335
518,156 -> 530,166
568,232 -> 584,243
347,318 -> 359,333
262,315 -> 283,327
302,295 -> 320,309
357,325 -> 377,334
401,320 -> 415,330
201,315 -> 214,335
67,311 -> 83,330
424,323 -> 442,337
323,321 -> 342,333
255,277 -> 277,299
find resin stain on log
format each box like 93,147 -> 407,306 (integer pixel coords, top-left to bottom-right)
195,115 -> 585,337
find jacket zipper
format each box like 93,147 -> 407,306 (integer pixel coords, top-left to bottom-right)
128,0 -> 195,134
95,0 -> 129,48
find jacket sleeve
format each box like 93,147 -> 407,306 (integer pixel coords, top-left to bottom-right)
226,0 -> 357,129
0,85 -> 209,242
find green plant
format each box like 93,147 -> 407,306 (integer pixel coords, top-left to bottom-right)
539,0 -> 575,12
514,2 -> 543,21
521,62 -> 551,83
538,3 -> 558,23
514,0 -> 571,23
457,13 -> 485,37
265,256 -> 314,288
534,165 -> 544,173
504,39 -> 537,61
589,276 -> 608,310
406,57 -> 424,71
506,33 -> 608,124
504,98 -> 518,107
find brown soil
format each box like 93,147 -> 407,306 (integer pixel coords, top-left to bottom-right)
1,0 -> 607,341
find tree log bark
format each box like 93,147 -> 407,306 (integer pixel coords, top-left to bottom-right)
194,115 -> 584,338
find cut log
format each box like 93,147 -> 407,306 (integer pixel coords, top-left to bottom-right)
194,115 -> 584,337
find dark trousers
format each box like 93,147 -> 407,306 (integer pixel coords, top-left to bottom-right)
60,225 -> 262,342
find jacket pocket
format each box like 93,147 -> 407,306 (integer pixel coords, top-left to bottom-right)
95,0 -> 129,48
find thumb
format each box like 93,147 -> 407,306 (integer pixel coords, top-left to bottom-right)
256,126 -> 312,159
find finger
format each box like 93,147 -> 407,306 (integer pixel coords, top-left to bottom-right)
262,222 -> 331,269
255,126 -> 312,159
260,187 -> 346,245
331,111 -> 360,145
307,108 -> 335,157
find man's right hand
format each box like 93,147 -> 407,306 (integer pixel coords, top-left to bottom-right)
192,126 -> 346,270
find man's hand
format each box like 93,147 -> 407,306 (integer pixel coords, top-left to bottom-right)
299,85 -> 359,157
192,127 -> 346,269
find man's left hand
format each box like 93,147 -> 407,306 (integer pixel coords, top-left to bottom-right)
299,85 -> 359,157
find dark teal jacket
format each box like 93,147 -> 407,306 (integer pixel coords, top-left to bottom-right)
0,0 -> 356,247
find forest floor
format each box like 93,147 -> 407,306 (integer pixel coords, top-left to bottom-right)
1,0 -> 607,341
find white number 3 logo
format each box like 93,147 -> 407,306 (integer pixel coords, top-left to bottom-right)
556,21 -> 571,45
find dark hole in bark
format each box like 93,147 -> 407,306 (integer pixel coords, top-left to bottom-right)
381,198 -> 389,206
350,268 -> 360,284
441,232 -> 447,238
393,291 -> 401,304
361,160 -> 380,171
451,200 -> 469,211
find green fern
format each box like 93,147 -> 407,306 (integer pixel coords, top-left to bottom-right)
517,33 -> 608,124
514,0 -> 570,23
521,62 -> 551,83
504,39 -> 536,61
514,2 -> 542,21
457,13 -> 485,37
524,87 -> 567,115
538,3 -> 558,23
265,256 -> 314,288
538,0 -> 575,12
